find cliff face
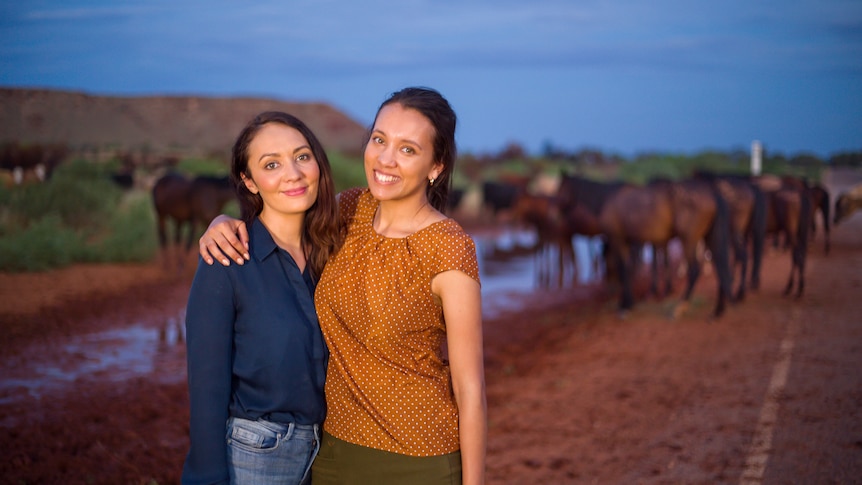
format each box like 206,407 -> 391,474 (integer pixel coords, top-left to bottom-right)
0,88 -> 369,160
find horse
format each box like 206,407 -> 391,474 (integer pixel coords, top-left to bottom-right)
557,174 -> 673,298
693,172 -> 768,300
511,192 -> 577,288
753,175 -> 812,298
601,178 -> 732,318
481,179 -> 525,220
559,174 -> 733,317
556,174 -> 628,287
834,183 -> 862,226
807,183 -> 831,254
152,172 -> 236,269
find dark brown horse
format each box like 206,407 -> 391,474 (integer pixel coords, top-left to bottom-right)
753,175 -> 812,298
512,192 -> 576,288
152,172 -> 236,268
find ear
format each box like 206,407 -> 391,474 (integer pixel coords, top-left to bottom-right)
241,173 -> 259,195
428,162 -> 444,182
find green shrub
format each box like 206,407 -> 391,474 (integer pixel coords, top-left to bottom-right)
0,214 -> 85,272
328,151 -> 366,192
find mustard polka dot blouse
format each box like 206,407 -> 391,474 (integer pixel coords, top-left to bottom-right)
315,188 -> 480,457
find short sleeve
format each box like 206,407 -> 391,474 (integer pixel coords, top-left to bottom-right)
426,222 -> 481,286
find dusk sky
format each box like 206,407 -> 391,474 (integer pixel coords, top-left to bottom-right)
2,1 -> 860,158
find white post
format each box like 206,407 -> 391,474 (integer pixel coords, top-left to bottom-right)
751,140 -> 762,176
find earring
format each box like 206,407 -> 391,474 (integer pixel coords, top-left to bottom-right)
429,177 -> 436,186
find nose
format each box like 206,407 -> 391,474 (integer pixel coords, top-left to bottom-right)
282,160 -> 303,181
377,144 -> 397,168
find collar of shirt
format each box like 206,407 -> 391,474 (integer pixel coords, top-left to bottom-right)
249,218 -> 280,263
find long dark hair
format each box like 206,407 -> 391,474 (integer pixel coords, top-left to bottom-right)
373,87 -> 457,212
230,111 -> 340,278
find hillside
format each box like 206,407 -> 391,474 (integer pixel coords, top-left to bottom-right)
0,88 -> 369,163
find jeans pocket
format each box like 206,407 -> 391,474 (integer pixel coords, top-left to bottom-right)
227,417 -> 285,452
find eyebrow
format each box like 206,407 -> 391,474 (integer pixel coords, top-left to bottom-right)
257,145 -> 312,162
373,129 -> 423,149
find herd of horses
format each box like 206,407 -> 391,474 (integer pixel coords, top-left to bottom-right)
483,172 -> 861,319
146,167 -> 862,316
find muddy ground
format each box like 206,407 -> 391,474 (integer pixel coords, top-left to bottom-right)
2,170 -> 861,484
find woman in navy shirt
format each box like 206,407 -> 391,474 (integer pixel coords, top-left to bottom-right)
182,111 -> 340,485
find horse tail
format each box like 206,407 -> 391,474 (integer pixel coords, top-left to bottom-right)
818,186 -> 830,241
707,184 -> 734,315
749,184 -> 768,290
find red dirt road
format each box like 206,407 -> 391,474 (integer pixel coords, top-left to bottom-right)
1,170 -> 861,484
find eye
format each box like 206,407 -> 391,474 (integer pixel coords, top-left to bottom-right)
264,160 -> 279,170
400,146 -> 415,155
371,136 -> 384,145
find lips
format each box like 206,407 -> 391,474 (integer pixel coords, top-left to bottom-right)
282,187 -> 308,196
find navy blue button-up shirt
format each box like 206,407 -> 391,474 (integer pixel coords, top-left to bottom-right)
182,218 -> 328,485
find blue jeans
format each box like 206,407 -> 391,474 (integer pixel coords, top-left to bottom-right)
226,416 -> 320,485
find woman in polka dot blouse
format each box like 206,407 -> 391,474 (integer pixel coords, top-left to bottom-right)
200,87 -> 487,485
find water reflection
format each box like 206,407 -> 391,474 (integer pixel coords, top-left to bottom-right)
0,228 -> 607,404
0,311 -> 188,405
474,229 -> 605,317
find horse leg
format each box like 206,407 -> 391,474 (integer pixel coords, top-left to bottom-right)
782,229 -> 798,297
563,236 -> 577,286
662,245 -> 673,297
156,215 -> 169,268
681,245 -> 700,302
672,241 -> 701,319
732,235 -> 748,301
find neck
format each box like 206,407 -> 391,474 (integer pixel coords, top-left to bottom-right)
258,210 -> 306,266
374,195 -> 443,238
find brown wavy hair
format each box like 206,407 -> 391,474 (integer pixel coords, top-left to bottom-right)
230,111 -> 341,279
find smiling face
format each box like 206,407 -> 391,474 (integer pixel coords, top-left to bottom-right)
364,103 -> 443,206
242,122 -> 320,222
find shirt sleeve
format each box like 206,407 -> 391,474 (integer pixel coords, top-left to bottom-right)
431,226 -> 481,285
182,258 -> 235,485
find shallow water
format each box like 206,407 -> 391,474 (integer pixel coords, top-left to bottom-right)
0,229 -> 607,404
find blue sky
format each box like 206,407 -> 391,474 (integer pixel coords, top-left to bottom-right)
1,0 -> 860,158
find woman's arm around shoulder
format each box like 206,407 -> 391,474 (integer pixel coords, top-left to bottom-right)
198,214 -> 249,266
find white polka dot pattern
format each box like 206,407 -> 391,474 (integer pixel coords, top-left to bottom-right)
315,188 -> 480,457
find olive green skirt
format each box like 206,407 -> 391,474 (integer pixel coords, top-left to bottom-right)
311,431 -> 462,485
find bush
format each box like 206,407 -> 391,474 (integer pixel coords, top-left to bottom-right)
0,160 -> 159,272
0,214 -> 84,272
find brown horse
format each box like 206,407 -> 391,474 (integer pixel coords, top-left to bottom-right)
834,183 -> 862,226
558,174 -> 733,317
610,179 -> 732,317
753,175 -> 812,298
556,174 -> 629,286
152,172 -> 236,268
